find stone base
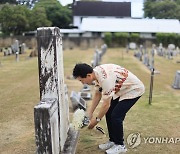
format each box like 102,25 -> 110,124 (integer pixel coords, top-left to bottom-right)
62,127 -> 80,154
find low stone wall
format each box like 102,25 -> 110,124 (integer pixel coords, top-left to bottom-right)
0,36 -> 37,49
0,35 -> 104,50
0,35 -> 155,50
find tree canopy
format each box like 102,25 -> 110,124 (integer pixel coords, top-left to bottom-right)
144,0 -> 180,20
34,0 -> 72,28
0,0 -> 72,35
0,4 -> 29,35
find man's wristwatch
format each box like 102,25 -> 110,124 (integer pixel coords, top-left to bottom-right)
96,117 -> 101,122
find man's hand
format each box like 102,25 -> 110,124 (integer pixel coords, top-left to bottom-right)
87,118 -> 98,129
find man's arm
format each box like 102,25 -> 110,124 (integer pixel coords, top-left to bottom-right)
88,90 -> 102,119
88,97 -> 111,129
96,97 -> 111,119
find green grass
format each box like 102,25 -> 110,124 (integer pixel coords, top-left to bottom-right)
0,47 -> 180,154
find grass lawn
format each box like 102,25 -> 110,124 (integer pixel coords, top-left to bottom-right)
0,47 -> 179,154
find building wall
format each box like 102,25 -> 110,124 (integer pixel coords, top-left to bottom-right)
73,16 -> 81,28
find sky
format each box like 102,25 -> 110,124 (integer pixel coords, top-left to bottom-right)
58,0 -> 144,18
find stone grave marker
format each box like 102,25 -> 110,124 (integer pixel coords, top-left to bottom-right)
14,40 -> 19,53
129,42 -> 136,50
172,70 -> 180,89
20,43 -> 26,54
81,84 -> 91,92
101,44 -> 107,56
34,27 -> 79,154
16,51 -> 19,62
78,92 -> 92,100
70,91 -> 86,111
34,98 -> 60,153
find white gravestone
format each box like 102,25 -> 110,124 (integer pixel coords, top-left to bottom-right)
34,98 -> 60,154
129,42 -> 136,50
36,27 -> 69,152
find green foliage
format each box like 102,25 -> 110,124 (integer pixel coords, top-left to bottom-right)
130,33 -> 140,43
144,0 -> 180,20
156,33 -> 180,47
0,0 -> 72,35
104,32 -> 112,47
0,3 -> 51,35
28,7 -> 52,31
175,34 -> 180,47
104,32 -> 140,47
114,32 -> 129,47
0,4 -> 30,35
34,0 -> 72,28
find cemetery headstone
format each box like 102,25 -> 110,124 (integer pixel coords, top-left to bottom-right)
78,92 -> 92,100
70,91 -> 80,111
129,42 -> 136,50
101,44 -> 107,56
16,51 -> 19,62
70,91 -> 86,111
35,27 -> 79,154
168,44 -> 175,50
172,70 -> 180,89
7,47 -> 12,55
15,40 -> 19,53
81,84 -> 91,92
3,48 -> 7,56
34,98 -> 60,153
20,43 -> 26,54
158,43 -> 164,56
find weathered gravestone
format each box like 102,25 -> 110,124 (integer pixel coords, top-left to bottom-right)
157,43 -> 164,56
16,51 -> 19,62
20,43 -> 26,54
172,70 -> 180,89
81,84 -> 91,92
100,44 -> 107,56
91,49 -> 101,68
34,98 -> 60,153
15,40 -> 20,53
143,53 -> 150,67
34,27 -> 79,154
78,92 -> 92,100
129,42 -> 136,50
70,91 -> 86,111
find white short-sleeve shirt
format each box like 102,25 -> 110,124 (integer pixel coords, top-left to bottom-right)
94,64 -> 145,101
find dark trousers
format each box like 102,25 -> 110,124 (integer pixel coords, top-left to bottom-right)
105,96 -> 141,145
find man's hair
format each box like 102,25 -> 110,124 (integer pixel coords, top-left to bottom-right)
73,63 -> 93,78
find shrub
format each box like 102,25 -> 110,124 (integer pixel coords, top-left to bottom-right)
114,32 -> 129,47
104,32 -> 112,47
156,33 -> 179,47
130,33 -> 140,43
